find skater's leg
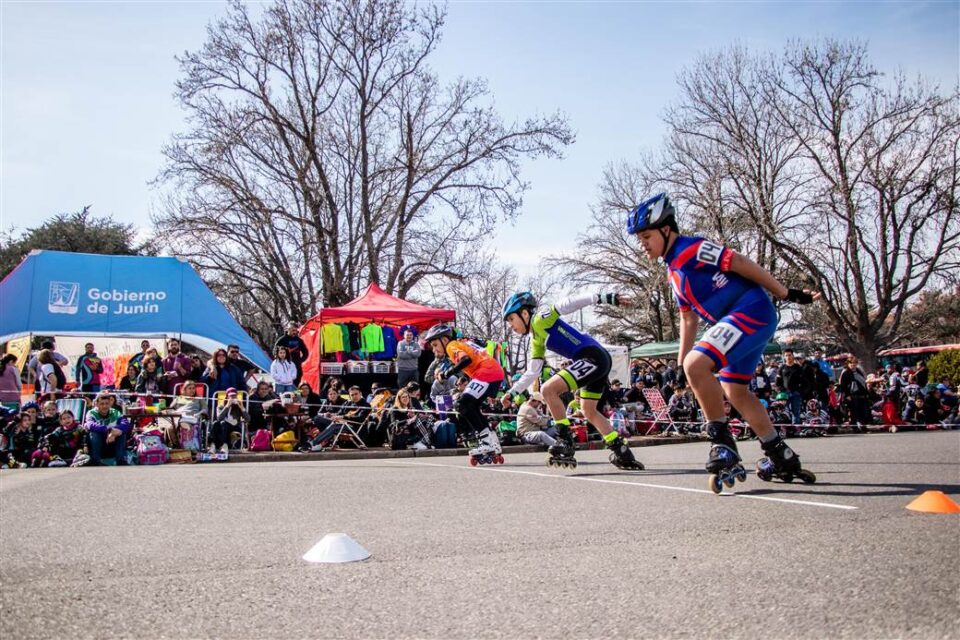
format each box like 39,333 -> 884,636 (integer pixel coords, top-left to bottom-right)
540,375 -> 570,422
581,398 -> 613,438
683,351 -> 725,420
722,382 -> 777,441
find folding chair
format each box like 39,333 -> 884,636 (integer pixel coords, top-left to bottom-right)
56,397 -> 88,424
642,388 -> 677,436
212,390 -> 248,449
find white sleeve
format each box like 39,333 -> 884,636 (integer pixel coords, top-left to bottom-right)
553,294 -> 598,316
508,358 -> 544,395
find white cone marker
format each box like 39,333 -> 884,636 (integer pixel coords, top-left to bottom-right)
302,533 -> 371,564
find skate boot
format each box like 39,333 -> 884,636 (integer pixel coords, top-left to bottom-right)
705,420 -> 747,494
604,432 -> 644,471
468,428 -> 504,466
756,436 -> 816,484
546,423 -> 577,469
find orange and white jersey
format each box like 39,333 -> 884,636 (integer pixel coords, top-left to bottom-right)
445,339 -> 504,384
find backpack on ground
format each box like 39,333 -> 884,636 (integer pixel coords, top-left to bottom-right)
272,429 -> 297,452
178,423 -> 200,452
136,432 -> 169,465
432,421 -> 457,449
250,428 -> 273,452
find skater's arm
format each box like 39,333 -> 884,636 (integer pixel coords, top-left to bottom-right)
507,358 -> 543,396
726,253 -> 820,302
677,310 -> 699,366
554,293 -> 625,316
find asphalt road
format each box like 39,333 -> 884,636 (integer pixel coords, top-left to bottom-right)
2,432 -> 958,639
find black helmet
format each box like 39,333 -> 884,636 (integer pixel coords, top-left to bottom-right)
424,324 -> 454,343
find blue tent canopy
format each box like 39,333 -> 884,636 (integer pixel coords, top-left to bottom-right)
0,250 -> 270,370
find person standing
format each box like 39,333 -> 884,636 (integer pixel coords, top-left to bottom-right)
915,361 -> 929,388
838,357 -> 871,429
396,330 -> 421,388
274,324 -> 309,385
75,342 -> 104,396
226,344 -> 257,386
162,338 -> 192,393
0,354 -> 23,405
270,346 -> 298,394
776,350 -> 806,424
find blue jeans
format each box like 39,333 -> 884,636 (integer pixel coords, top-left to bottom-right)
788,391 -> 803,424
88,430 -> 128,465
274,383 -> 296,394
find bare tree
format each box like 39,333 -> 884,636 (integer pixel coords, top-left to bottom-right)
155,0 -> 572,346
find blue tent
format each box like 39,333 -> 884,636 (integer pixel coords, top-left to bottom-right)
0,250 -> 270,370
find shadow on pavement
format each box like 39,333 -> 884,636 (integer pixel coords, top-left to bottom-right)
743,482 -> 960,498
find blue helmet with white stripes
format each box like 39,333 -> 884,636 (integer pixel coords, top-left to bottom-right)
627,193 -> 677,234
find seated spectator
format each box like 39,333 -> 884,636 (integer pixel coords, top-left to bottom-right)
47,409 -> 84,464
247,381 -> 284,435
35,401 -> 60,439
922,388 -> 945,425
0,353 -> 23,405
135,358 -> 167,397
296,382 -> 323,419
83,394 -> 132,466
4,413 -> 35,467
270,346 -> 298,394
365,383 -> 381,405
308,386 -> 370,451
118,364 -> 140,394
357,388 -> 394,448
607,379 -> 626,407
387,387 -> 431,450
516,392 -> 556,447
202,349 -> 244,395
187,355 -> 206,382
405,381 -> 424,410
902,396 -> 925,424
307,387 -> 348,451
168,380 -> 207,447
667,385 -> 697,427
566,390 -> 584,420
430,368 -> 457,403
209,388 -> 248,454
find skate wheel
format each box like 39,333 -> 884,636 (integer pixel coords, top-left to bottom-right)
496,455 -> 504,464
708,473 -> 723,494
469,457 -> 478,467
736,468 -> 747,483
798,470 -> 817,484
781,474 -> 794,483
722,475 -> 736,488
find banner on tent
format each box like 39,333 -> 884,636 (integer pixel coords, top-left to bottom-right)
5,336 -> 30,371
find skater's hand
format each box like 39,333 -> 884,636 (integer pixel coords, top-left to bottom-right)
784,288 -> 820,304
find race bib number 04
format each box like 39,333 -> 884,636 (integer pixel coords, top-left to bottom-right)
696,241 -> 723,266
701,322 -> 743,355
566,359 -> 598,380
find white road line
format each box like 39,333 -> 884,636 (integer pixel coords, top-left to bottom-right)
387,460 -> 858,511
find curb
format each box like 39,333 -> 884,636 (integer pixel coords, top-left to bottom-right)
218,435 -> 702,464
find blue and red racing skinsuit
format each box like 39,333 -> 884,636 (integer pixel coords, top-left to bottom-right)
664,236 -> 777,385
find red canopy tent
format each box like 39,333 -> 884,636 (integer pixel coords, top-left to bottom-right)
299,283 -> 456,384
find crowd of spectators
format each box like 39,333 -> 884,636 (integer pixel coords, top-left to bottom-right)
2,333 -> 958,468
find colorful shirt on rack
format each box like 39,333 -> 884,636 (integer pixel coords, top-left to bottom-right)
361,323 -> 385,353
377,326 -> 399,359
339,325 -> 351,352
322,324 -> 345,353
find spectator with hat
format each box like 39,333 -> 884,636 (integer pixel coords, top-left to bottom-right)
209,387 -> 248,454
516,392 -> 557,447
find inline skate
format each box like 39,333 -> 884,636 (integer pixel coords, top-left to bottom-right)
705,420 -> 747,494
468,428 -> 504,466
605,433 -> 644,471
546,425 -> 577,469
756,436 -> 816,484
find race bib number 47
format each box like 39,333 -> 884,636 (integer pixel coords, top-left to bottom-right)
701,322 -> 743,355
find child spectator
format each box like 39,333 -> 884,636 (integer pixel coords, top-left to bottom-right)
34,401 -> 60,443
0,353 -> 23,405
135,358 -> 167,396
5,413 -> 35,467
270,346 -> 298,394
209,388 -> 248,454
47,409 -> 84,464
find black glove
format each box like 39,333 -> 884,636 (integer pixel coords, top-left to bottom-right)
676,369 -> 687,388
785,288 -> 814,304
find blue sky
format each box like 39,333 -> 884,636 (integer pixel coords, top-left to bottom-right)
2,1 -> 957,274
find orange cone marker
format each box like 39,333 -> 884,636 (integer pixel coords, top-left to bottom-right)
905,490 -> 960,514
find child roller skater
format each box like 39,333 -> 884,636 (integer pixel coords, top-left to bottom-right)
501,292 -> 643,471
424,324 -> 505,465
628,193 -> 818,492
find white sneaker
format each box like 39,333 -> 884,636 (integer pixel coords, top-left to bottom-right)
411,440 -> 428,451
468,428 -> 502,456
219,444 -> 229,455
208,444 -> 216,455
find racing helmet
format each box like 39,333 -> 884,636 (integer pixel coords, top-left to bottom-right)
502,292 -> 538,320
626,193 -> 677,234
423,324 -> 454,343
